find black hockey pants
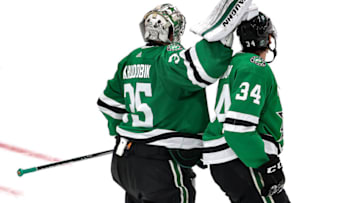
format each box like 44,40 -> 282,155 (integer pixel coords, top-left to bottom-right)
210,159 -> 290,203
111,136 -> 196,203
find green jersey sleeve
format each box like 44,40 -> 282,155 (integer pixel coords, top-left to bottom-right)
159,40 -> 233,96
97,57 -> 128,135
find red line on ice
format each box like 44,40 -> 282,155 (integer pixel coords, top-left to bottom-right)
0,186 -> 23,197
0,142 -> 61,162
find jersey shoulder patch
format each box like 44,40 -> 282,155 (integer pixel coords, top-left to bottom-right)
249,56 -> 266,67
167,43 -> 184,52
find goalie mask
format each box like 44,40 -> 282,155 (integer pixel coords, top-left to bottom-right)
237,12 -> 277,63
140,4 -> 186,44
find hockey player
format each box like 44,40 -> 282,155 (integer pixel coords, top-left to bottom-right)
97,2 -> 253,203
202,12 -> 290,203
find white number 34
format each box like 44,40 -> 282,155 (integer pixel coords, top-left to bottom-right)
235,82 -> 261,105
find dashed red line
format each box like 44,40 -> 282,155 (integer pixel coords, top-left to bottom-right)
0,186 -> 23,197
0,142 -> 61,162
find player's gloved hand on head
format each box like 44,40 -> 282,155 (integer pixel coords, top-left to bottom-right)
190,0 -> 255,42
255,155 -> 285,197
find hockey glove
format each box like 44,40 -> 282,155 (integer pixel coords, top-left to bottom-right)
255,155 -> 285,196
190,0 -> 257,42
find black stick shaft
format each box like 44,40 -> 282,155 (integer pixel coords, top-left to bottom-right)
39,149 -> 113,170
18,149 -> 113,177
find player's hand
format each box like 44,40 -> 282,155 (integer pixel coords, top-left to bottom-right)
255,155 -> 285,196
190,0 -> 253,42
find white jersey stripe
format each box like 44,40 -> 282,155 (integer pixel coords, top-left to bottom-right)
149,137 -> 203,150
189,46 -> 217,83
216,114 -> 226,123
203,147 -> 238,165
223,123 -> 256,133
99,93 -> 126,109
116,127 -> 176,139
180,50 -> 208,88
116,127 -> 202,149
98,106 -> 124,120
203,137 -> 227,148
226,111 -> 259,124
263,140 -> 279,155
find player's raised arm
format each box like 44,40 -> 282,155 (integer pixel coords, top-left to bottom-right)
157,0 -> 257,94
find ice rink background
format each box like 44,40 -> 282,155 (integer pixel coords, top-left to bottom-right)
1,0 -> 360,202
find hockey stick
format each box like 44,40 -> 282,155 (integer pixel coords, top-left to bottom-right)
17,149 -> 113,177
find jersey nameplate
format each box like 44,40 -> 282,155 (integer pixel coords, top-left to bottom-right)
123,64 -> 151,79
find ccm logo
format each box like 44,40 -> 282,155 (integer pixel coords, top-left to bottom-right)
267,162 -> 282,174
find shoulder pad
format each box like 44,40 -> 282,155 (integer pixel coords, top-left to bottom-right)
249,56 -> 267,67
166,43 -> 184,52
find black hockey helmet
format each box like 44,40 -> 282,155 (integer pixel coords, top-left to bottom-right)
236,12 -> 277,62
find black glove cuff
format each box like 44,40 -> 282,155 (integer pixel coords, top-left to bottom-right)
256,155 -> 282,174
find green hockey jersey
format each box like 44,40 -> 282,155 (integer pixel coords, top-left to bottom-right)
98,40 -> 232,150
203,52 -> 283,168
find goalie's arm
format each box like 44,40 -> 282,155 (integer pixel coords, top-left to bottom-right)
97,58 -> 128,135
159,39 -> 233,95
